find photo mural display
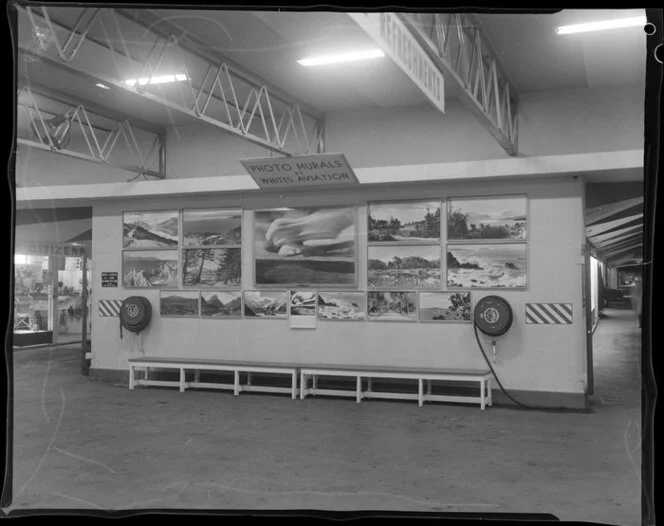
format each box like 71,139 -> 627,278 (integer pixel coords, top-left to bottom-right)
419,292 -> 472,322
367,291 -> 417,322
182,248 -> 242,287
317,291 -> 366,321
289,291 -> 317,316
200,291 -> 242,318
123,250 -> 178,288
123,211 -> 179,249
160,290 -> 199,317
254,207 -> 357,286
368,200 -> 441,243
183,208 -> 242,247
243,290 -> 288,318
447,195 -> 527,241
447,244 -> 527,288
367,245 -> 441,289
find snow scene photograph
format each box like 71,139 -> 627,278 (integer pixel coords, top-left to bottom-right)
123,250 -> 178,288
123,210 -> 179,249
447,244 -> 527,288
317,291 -> 366,321
183,208 -> 242,247
243,290 -> 288,318
447,195 -> 527,241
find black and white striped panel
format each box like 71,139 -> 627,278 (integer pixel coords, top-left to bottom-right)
99,300 -> 124,317
525,303 -> 573,325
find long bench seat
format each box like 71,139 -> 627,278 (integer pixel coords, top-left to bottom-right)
299,365 -> 494,410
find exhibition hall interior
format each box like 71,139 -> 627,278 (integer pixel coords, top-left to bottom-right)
8,6 -> 650,525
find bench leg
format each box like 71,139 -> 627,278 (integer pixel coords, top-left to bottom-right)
247,372 -> 252,386
145,367 -> 149,381
300,372 -> 306,400
233,370 -> 240,396
488,377 -> 493,407
427,379 -> 432,395
367,377 -> 373,393
291,371 -> 297,400
180,368 -> 185,393
356,376 -> 362,403
195,370 -> 200,383
418,378 -> 423,407
313,374 -> 318,393
480,378 -> 486,410
129,365 -> 135,390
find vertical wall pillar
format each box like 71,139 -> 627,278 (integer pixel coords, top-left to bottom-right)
81,250 -> 90,376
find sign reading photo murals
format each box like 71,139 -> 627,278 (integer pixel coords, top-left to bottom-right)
123,210 -> 179,249
368,245 -> 441,289
317,291 -> 366,321
182,248 -> 242,287
368,200 -> 441,243
101,272 -> 118,287
419,292 -> 472,323
241,153 -> 358,190
123,250 -> 178,288
243,290 -> 288,318
15,242 -> 86,258
160,290 -> 199,317
367,291 -> 418,322
447,195 -> 527,241
200,291 -> 242,318
447,244 -> 527,289
254,207 -> 357,287
183,208 -> 242,247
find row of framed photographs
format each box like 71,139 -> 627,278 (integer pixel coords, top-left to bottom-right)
122,194 -> 527,251
123,243 -> 527,290
160,290 -> 473,323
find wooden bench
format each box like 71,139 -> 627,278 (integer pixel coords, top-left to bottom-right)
128,357 -> 300,399
299,365 -> 494,410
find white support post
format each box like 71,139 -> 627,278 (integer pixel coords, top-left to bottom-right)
195,370 -> 200,383
291,371 -> 297,400
300,371 -> 306,400
129,365 -> 135,390
247,372 -> 252,386
179,368 -> 185,393
145,367 -> 149,381
367,377 -> 373,393
480,378 -> 486,410
488,377 -> 493,407
418,378 -> 424,407
427,379 -> 432,395
356,376 -> 362,403
233,370 -> 240,396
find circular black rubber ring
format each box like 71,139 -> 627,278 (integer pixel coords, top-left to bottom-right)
474,295 -> 513,336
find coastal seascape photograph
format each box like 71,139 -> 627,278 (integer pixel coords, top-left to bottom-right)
368,245 -> 441,289
419,292 -> 472,322
447,195 -> 527,241
447,244 -> 527,288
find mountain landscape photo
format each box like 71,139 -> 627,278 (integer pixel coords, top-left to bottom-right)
200,291 -> 242,318
123,251 -> 178,288
447,196 -> 527,240
317,291 -> 366,321
160,291 -> 198,316
243,291 -> 288,318
123,211 -> 179,248
183,209 -> 242,246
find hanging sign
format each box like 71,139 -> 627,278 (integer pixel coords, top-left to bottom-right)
240,153 -> 359,189
16,242 -> 86,258
101,272 -> 119,288
347,12 -> 445,113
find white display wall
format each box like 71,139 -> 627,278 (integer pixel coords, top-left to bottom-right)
90,176 -> 586,396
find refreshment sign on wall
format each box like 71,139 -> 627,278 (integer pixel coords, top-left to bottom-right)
16,242 -> 87,258
347,12 -> 445,114
240,153 -> 359,190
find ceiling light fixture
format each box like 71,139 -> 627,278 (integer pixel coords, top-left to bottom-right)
123,74 -> 188,87
95,83 -> 110,90
297,49 -> 385,67
556,16 -> 647,35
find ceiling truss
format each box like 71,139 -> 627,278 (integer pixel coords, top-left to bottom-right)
397,12 -> 519,156
20,6 -> 325,159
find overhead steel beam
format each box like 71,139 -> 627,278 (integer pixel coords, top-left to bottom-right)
602,244 -> 642,259
599,235 -> 643,255
585,196 -> 643,226
395,12 -> 519,156
589,224 -> 642,244
586,213 -> 643,237
592,227 -> 643,247
19,6 -> 324,157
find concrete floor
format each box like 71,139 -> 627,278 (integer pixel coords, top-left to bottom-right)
6,308 -> 641,523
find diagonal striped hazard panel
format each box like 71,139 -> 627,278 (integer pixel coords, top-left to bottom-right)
525,303 -> 573,325
99,300 -> 124,317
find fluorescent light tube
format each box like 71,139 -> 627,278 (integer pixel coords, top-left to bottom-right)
95,83 -> 110,89
123,74 -> 188,87
298,49 -> 385,67
557,16 -> 647,35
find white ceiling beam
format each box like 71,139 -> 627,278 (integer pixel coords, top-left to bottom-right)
585,196 -> 643,225
599,234 -> 643,254
602,244 -> 642,259
586,213 -> 643,237
589,224 -> 642,244
593,229 -> 643,248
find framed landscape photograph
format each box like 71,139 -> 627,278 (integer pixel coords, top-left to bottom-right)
447,244 -> 527,289
182,248 -> 242,287
289,290 -> 317,316
317,291 -> 366,321
123,250 -> 178,288
160,290 -> 199,317
367,291 -> 418,322
183,208 -> 242,247
254,207 -> 357,287
243,290 -> 288,318
123,210 -> 179,249
367,245 -> 441,289
368,200 -> 441,243
419,292 -> 472,322
200,291 -> 242,318
447,195 -> 527,241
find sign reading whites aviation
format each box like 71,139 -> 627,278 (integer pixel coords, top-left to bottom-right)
240,153 -> 359,189
347,12 -> 445,114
